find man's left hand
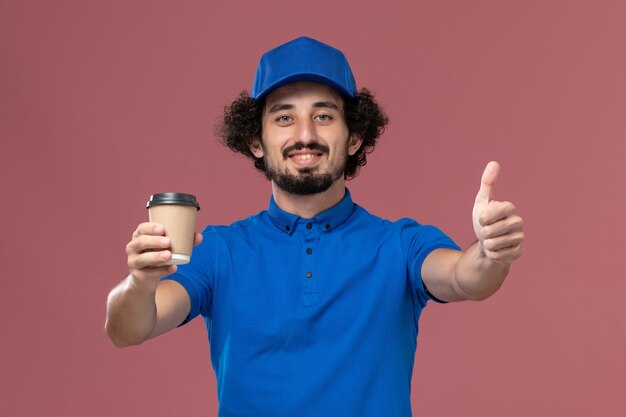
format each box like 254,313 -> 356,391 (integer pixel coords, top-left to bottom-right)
472,161 -> 524,264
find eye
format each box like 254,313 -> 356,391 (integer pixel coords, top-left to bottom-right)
314,114 -> 332,122
275,115 -> 292,123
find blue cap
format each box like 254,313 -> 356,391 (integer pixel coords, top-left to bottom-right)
251,36 -> 357,100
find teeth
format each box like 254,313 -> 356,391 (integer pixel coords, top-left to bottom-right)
295,154 -> 316,160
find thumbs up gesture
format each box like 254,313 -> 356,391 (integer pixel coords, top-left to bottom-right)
472,161 -> 524,264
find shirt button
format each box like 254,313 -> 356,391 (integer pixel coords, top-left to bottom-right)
305,272 -> 313,278
306,248 -> 313,254
325,224 -> 331,230
285,225 -> 291,232
306,223 -> 313,230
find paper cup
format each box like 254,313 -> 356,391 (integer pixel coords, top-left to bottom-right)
146,193 -> 200,265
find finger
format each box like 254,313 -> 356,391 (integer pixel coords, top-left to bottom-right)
132,222 -> 166,240
483,232 -> 524,252
193,232 -> 203,247
475,161 -> 500,204
129,249 -> 174,270
479,201 -> 516,226
127,235 -> 171,256
483,243 -> 523,264
482,215 -> 524,239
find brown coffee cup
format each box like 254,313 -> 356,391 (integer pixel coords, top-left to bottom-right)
146,193 -> 200,265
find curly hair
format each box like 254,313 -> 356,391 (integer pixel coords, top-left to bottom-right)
216,88 -> 389,179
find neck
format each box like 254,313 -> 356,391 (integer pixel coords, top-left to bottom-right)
271,179 -> 346,218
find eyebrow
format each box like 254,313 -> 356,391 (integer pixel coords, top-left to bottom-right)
266,101 -> 340,114
312,101 -> 339,110
267,104 -> 294,114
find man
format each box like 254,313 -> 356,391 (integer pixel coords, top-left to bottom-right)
106,37 -> 524,416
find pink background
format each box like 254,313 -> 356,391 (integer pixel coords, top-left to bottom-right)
1,1 -> 624,416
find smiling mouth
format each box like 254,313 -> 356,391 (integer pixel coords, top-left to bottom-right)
289,152 -> 323,161
282,142 -> 329,159
287,151 -> 324,169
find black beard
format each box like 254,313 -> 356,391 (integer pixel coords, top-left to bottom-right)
268,169 -> 336,195
263,142 -> 347,196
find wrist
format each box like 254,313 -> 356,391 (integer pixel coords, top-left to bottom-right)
127,273 -> 159,294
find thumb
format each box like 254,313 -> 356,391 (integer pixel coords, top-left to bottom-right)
475,161 -> 500,204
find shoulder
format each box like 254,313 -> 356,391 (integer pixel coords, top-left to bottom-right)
347,205 -> 429,249
351,203 -> 422,231
201,210 -> 265,235
351,203 -> 458,250
198,210 -> 273,251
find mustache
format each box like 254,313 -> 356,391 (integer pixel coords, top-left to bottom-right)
282,142 -> 330,159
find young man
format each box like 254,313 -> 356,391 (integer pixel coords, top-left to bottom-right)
106,37 -> 524,416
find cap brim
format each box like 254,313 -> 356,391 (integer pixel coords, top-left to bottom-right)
253,73 -> 354,99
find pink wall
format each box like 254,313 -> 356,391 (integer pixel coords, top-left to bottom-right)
1,1 -> 624,416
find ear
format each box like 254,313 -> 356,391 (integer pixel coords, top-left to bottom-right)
248,138 -> 264,158
347,134 -> 363,156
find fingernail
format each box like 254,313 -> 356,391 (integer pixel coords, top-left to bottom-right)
161,251 -> 171,260
154,224 -> 163,234
160,238 -> 170,247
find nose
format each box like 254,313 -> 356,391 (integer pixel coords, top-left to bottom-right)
297,117 -> 317,144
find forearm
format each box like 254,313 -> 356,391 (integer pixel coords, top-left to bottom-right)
452,242 -> 509,301
105,274 -> 158,347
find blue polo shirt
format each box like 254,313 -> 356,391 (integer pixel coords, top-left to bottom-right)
164,189 -> 460,417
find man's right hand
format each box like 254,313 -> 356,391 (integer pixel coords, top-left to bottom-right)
125,222 -> 203,290
126,222 -> 176,290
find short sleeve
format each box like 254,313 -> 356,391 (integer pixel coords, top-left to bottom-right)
401,220 -> 461,308
160,226 -> 217,325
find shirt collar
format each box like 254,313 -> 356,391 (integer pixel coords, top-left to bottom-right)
268,188 -> 355,235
